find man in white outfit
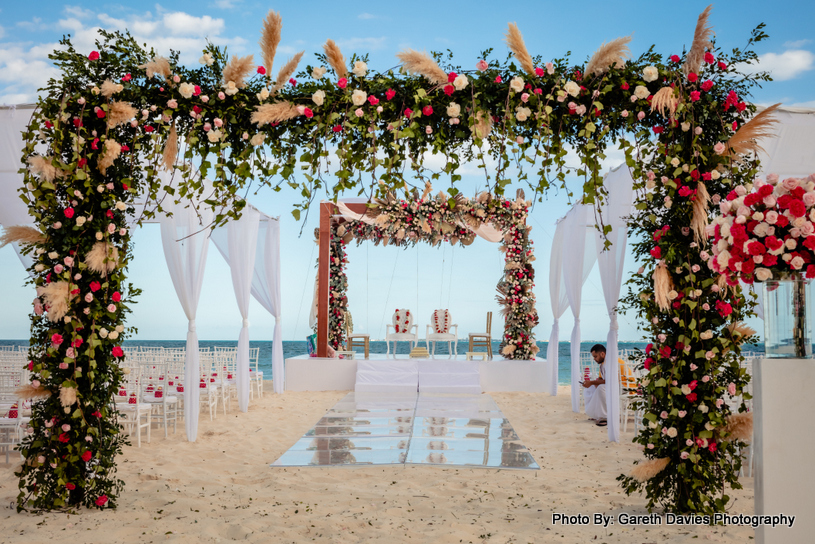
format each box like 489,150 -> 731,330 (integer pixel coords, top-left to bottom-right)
582,344 -> 607,426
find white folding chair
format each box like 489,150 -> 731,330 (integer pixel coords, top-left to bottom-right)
116,365 -> 152,447
139,360 -> 179,438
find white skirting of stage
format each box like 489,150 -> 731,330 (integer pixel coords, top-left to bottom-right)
284,355 -> 548,393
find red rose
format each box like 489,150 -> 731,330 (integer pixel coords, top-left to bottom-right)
789,199 -> 806,218
112,291 -> 121,302
690,91 -> 701,102
742,260 -> 755,275
121,144 -> 129,152
643,358 -> 653,370
621,82 -> 629,90
763,254 -> 778,266
404,108 -> 413,118
775,215 -> 789,228
704,52 -> 715,64
687,72 -> 698,83
678,186 -> 693,197
88,51 -> 100,61
743,193 -> 760,207
670,55 -> 680,63
765,236 -> 783,251
495,75 -> 502,83
145,126 -> 154,133
726,190 -> 738,201
701,80 -> 714,92
718,61 -> 727,70
112,346 -> 124,358
194,85 -> 201,96
747,241 -> 766,256
332,125 -> 342,133
758,184 -> 774,197
304,107 -> 313,118
715,300 -> 733,317
90,281 -> 101,292
58,433 -> 69,443
659,346 -> 671,359
422,105 -> 433,116
708,441 -> 717,452
81,451 -> 92,462
66,483 -> 76,490
686,392 -> 697,402
288,78 -> 297,87
534,67 -> 544,76
257,66 -> 266,75
385,89 -> 396,101
646,343 -> 653,354
777,194 -> 792,209
337,78 -> 347,89
650,246 -> 662,259
95,495 -> 108,507
443,84 -> 454,96
96,109 -> 106,119
652,126 -> 664,134
64,208 -> 75,219
447,72 -> 457,83
368,96 -> 379,106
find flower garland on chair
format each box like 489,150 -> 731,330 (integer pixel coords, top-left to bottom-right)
432,309 -> 450,334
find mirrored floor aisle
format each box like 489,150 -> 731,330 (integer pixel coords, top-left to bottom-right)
271,392 -> 539,470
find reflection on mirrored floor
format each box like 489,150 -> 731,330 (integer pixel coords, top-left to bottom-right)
272,392 -> 539,470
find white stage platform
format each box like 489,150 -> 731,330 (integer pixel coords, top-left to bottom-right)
284,354 -> 548,393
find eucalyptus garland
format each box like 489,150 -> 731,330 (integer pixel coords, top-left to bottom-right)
7,9 -> 772,513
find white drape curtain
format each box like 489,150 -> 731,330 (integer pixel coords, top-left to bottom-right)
246,218 -> 284,394
594,165 -> 635,442
212,207 -> 260,412
160,200 -> 212,442
546,219 -> 570,395
561,204 -> 598,412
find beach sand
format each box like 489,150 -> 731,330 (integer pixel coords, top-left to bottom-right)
0,386 -> 754,543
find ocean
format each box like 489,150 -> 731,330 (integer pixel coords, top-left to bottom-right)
1,339 -> 654,385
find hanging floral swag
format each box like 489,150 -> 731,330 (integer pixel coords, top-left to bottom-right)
325,186 -> 539,359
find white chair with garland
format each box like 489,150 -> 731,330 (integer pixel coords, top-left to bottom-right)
425,309 -> 458,358
384,309 -> 418,356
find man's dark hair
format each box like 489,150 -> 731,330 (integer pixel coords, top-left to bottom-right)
590,344 -> 606,354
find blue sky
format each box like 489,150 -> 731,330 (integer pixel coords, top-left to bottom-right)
1,1 -> 813,343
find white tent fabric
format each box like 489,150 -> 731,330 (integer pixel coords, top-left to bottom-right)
560,203 -> 598,412
546,219 -> 570,396
757,106 -> 815,180
0,106 -> 36,273
594,165 -> 635,442
252,219 -> 285,394
159,200 -> 213,442
211,206 -> 260,412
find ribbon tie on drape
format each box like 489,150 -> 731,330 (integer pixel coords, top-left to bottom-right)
242,318 -> 250,327
188,320 -> 196,333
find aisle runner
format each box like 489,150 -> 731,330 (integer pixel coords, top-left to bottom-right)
271,392 -> 539,469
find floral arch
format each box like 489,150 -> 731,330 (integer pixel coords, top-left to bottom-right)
3,6 -> 771,515
318,190 -> 537,359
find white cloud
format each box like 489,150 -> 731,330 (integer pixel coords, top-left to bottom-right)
214,0 -> 240,8
784,39 -> 812,49
336,37 -> 387,51
0,25 -> 4,40
752,49 -> 815,81
63,6 -> 95,19
787,100 -> 815,109
163,12 -> 225,37
358,13 -> 377,20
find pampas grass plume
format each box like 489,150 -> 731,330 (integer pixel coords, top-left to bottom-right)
653,265 -> 673,312
683,5 -> 714,76
0,225 -> 45,248
395,49 -> 448,85
86,241 -> 119,275
259,10 -> 283,80
16,384 -> 51,400
222,54 -> 255,88
323,39 -> 347,78
726,104 -> 781,156
651,86 -> 678,119
36,281 -> 71,322
162,123 -> 178,171
471,111 -> 493,139
504,23 -> 535,76
107,101 -> 137,129
691,181 -> 710,245
631,457 -> 670,482
100,79 -> 123,98
722,412 -> 753,442
59,386 -> 77,408
97,139 -> 122,175
251,102 -> 302,126
27,155 -> 62,182
140,56 -> 171,80
273,51 -> 304,93
584,35 -> 632,79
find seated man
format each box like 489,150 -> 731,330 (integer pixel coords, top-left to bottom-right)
582,344 -> 636,427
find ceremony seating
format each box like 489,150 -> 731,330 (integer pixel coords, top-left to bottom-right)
115,365 -> 152,447
0,368 -> 28,463
385,309 -> 418,356
468,312 -> 492,359
425,309 -> 458,358
344,311 -> 370,359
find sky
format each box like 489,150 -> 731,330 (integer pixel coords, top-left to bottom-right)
0,1 -> 814,343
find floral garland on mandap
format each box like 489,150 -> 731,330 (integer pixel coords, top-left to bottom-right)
326,187 -> 539,359
2,6 -> 774,514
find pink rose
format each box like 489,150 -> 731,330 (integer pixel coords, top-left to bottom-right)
702,375 -> 710,382
64,256 -> 74,266
51,333 -> 63,346
217,92 -> 225,100
546,62 -> 554,74
214,118 -> 223,128
167,99 -> 178,109
476,59 -> 488,71
354,108 -> 364,117
201,96 -> 209,103
203,122 -> 212,132
728,382 -> 737,396
62,424 -> 70,432
66,347 -> 75,359
337,78 -> 348,89
621,110 -> 629,118
107,304 -> 117,313
59,362 -> 69,370
783,178 -> 799,191
54,264 -> 64,274
680,452 -> 689,460
85,293 -> 94,303
714,142 -> 726,154
521,92 -> 529,103
637,111 -> 645,120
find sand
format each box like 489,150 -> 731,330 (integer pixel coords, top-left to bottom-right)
0,386 -> 754,543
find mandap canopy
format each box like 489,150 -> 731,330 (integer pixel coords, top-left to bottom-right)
0,5 -> 789,515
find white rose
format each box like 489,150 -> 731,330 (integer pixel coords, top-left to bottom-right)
351,89 -> 367,106
791,255 -> 805,269
115,201 -> 127,211
642,65 -> 659,82
207,129 -> 222,143
312,66 -> 327,80
34,264 -> 45,272
515,106 -> 531,122
115,325 -> 124,333
453,74 -> 469,91
257,87 -> 270,101
681,122 -> 690,132
670,157 -> 680,167
95,232 -> 103,240
681,384 -> 692,395
199,53 -> 214,66
99,328 -> 109,339
179,82 -> 195,99
755,268 -> 772,281
634,85 -> 650,100
109,331 -> 119,340
446,102 -> 461,118
509,76 -> 524,93
699,404 -> 709,413
250,133 -> 265,146
667,290 -> 678,300
76,216 -> 87,227
352,61 -> 367,78
223,81 -> 239,96
563,80 -> 580,97
312,89 -> 326,106
700,330 -> 713,340
666,427 -> 678,438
